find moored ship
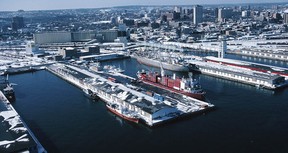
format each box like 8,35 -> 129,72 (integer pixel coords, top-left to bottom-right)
0,75 -> 15,102
106,102 -> 139,124
137,67 -> 205,100
134,55 -> 190,72
205,56 -> 288,78
188,57 -> 288,90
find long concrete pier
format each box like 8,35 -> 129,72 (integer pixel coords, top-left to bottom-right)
46,63 -> 215,127
0,92 -> 47,153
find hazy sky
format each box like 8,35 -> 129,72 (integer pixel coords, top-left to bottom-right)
1,0 -> 287,11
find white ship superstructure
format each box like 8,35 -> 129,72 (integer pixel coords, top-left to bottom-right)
189,59 -> 288,89
132,48 -> 189,72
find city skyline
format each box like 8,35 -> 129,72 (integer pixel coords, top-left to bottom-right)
1,0 -> 288,11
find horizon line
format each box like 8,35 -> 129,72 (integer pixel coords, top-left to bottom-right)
0,1 -> 287,12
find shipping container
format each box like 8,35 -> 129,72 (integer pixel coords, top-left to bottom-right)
160,77 -> 168,86
174,79 -> 181,88
146,91 -> 154,97
168,79 -> 174,87
168,82 -> 174,88
108,77 -> 116,82
151,77 -> 157,82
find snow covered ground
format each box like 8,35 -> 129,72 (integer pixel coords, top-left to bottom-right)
0,91 -> 46,152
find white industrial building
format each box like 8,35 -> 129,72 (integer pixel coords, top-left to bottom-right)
33,32 -> 72,44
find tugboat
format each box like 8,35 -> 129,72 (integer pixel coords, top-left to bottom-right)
137,63 -> 205,100
0,75 -> 15,102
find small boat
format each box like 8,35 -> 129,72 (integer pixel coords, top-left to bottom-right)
104,65 -> 125,74
113,67 -> 125,73
255,84 -> 263,89
89,62 -> 103,72
83,88 -> 98,100
0,75 -> 15,102
107,77 -> 116,82
106,102 -> 139,124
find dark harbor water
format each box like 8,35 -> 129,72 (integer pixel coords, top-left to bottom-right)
9,58 -> 288,153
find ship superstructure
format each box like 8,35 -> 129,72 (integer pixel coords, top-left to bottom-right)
133,48 -> 189,72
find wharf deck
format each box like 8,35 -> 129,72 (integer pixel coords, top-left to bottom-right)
46,63 -> 214,127
0,92 -> 46,153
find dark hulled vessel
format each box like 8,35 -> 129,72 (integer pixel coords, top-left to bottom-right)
0,75 -> 15,102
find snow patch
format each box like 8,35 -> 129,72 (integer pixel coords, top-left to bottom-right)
0,134 -> 28,146
6,116 -> 22,130
10,127 -> 27,133
0,111 -> 17,121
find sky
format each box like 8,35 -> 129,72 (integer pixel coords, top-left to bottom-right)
0,0 -> 287,11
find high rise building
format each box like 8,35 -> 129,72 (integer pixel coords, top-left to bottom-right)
218,8 -> 233,22
117,24 -> 128,47
193,5 -> 203,25
174,6 -> 182,13
218,36 -> 227,59
242,10 -> 250,18
11,16 -> 24,31
284,10 -> 288,24
214,8 -> 219,18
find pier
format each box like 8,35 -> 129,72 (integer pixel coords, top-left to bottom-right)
47,63 -> 214,127
0,91 -> 46,153
134,41 -> 288,62
227,50 -> 288,61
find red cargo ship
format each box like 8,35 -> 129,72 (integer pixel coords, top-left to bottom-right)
137,70 -> 206,101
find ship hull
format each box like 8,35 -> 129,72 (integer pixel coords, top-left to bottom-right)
83,92 -> 99,100
205,57 -> 288,78
135,56 -> 189,72
141,79 -> 205,101
106,104 -> 139,124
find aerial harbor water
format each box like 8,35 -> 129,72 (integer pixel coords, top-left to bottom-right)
1,2 -> 288,152
9,58 -> 288,153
